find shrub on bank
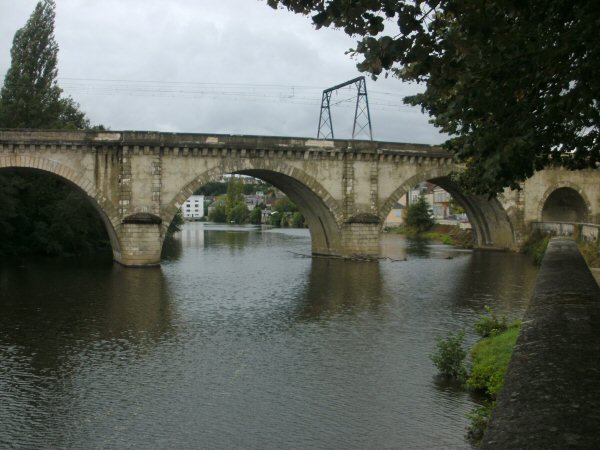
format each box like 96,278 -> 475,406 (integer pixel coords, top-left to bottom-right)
430,330 -> 467,381
431,309 -> 521,447
474,306 -> 508,338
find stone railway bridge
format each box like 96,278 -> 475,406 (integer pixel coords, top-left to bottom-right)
1,129 -> 599,266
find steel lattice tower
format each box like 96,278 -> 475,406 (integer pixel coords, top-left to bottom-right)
317,76 -> 373,141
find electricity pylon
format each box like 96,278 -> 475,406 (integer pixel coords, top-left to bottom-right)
317,76 -> 373,141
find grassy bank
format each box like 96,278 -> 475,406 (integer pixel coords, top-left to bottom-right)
468,322 -> 521,397
431,309 -> 521,446
521,230 -> 551,265
522,229 -> 600,268
466,321 -> 521,445
385,224 -> 473,248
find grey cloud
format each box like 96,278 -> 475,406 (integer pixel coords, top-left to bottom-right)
0,0 -> 443,144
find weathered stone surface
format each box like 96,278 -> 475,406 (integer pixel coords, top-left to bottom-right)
482,238 -> 600,450
1,129 -> 599,266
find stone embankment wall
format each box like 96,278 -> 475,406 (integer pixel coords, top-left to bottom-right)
482,238 -> 600,449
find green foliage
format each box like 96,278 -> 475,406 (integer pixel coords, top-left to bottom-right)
0,0 -> 89,129
467,322 -> 521,398
421,231 -> 456,246
195,181 -> 228,196
225,178 -> 245,213
250,206 -> 263,225
430,330 -> 467,381
269,197 -> 305,228
208,201 -> 227,223
405,196 -> 434,233
0,1 -> 108,257
290,211 -> 305,228
228,203 -> 250,224
269,0 -> 600,195
466,402 -> 495,447
273,196 -> 298,213
243,181 -> 269,195
521,229 -> 551,265
0,170 -> 109,256
474,306 -> 508,338
270,211 -> 282,227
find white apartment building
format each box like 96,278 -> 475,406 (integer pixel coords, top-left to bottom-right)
182,195 -> 205,219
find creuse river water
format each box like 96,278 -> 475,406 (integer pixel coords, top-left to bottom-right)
0,223 -> 539,449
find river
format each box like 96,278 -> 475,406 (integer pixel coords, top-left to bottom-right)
0,223 -> 539,449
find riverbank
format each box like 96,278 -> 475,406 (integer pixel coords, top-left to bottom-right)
431,309 -> 521,447
521,229 -> 600,279
385,224 -> 473,248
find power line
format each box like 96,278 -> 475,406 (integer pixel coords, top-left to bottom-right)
56,77 -> 420,113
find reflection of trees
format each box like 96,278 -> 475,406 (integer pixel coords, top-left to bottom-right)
405,237 -> 431,258
446,251 -> 539,317
204,229 -> 251,250
296,258 -> 388,319
161,235 -> 183,260
0,257 -> 175,378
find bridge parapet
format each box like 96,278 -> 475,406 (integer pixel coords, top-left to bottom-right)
0,129 -> 452,161
482,238 -> 600,449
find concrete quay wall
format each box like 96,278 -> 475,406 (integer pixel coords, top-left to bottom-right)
482,238 -> 600,449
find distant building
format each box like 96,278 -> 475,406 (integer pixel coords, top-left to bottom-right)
182,195 -> 205,219
432,186 -> 451,219
384,201 -> 405,227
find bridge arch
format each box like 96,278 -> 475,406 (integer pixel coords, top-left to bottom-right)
161,160 -> 343,256
0,156 -> 122,257
381,167 -> 516,249
539,183 -> 591,223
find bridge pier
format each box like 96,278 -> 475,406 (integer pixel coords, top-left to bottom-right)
338,219 -> 381,258
114,222 -> 163,267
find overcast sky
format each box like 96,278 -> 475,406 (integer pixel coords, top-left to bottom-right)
0,0 -> 444,144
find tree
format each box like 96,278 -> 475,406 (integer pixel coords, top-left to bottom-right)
250,205 -> 263,224
228,203 -> 250,224
405,195 -> 434,232
0,1 -> 107,257
0,0 -> 89,129
195,181 -> 228,196
268,1 -> 600,195
208,201 -> 227,223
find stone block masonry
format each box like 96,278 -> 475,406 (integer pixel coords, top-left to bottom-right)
2,130 -> 600,266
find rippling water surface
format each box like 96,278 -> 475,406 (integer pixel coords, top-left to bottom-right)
0,223 -> 539,449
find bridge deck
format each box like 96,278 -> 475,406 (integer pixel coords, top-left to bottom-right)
0,129 -> 450,159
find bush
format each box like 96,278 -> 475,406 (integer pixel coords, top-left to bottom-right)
431,330 -> 467,380
466,402 -> 495,446
474,306 -> 508,338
